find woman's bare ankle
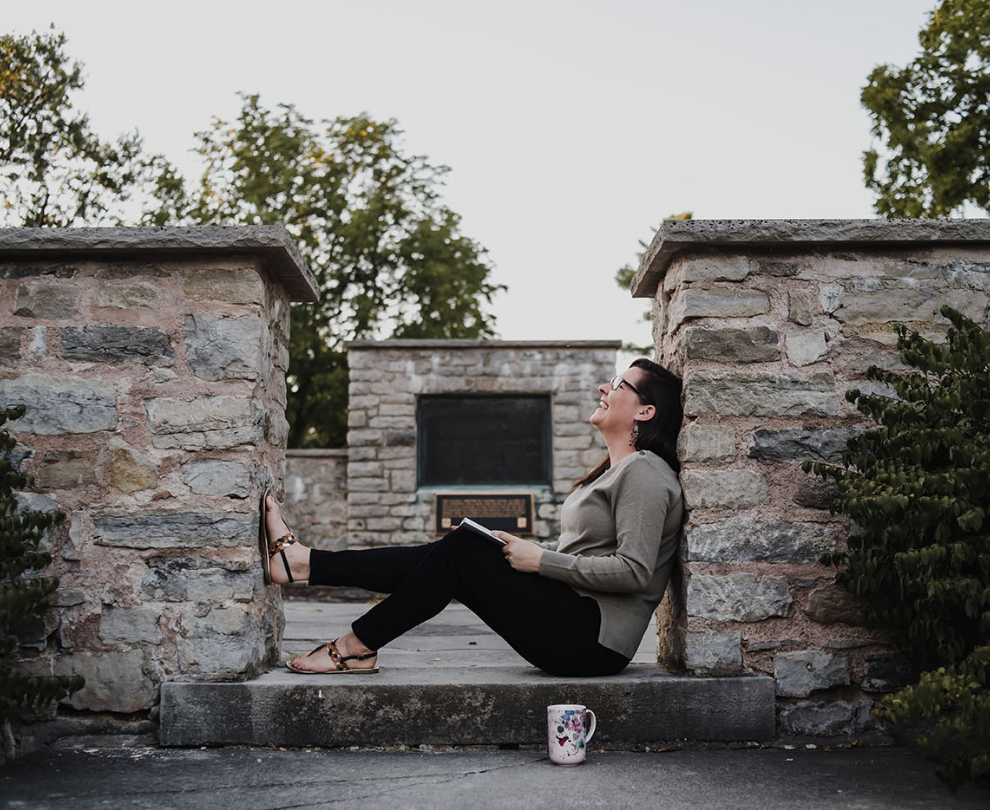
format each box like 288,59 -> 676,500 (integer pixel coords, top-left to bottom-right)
337,632 -> 376,660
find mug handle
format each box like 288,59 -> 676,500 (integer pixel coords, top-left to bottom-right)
584,709 -> 597,744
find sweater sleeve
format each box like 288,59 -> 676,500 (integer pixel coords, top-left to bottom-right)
537,458 -> 673,593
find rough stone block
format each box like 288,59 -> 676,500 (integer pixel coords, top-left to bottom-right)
0,327 -> 22,367
680,470 -> 767,510
785,330 -> 827,367
180,459 -> 254,498
805,583 -> 867,626
669,255 -> 752,285
686,573 -> 791,621
788,288 -> 816,326
683,326 -> 780,363
110,447 -> 159,493
748,428 -> 859,463
793,478 -> 840,509
14,281 -> 80,319
59,326 -> 174,366
683,370 -> 837,417
774,650 -> 850,697
146,397 -> 261,450
265,410 -> 290,449
178,605 -> 265,675
142,556 -> 255,603
755,259 -> 804,277
36,449 -> 98,489
28,326 -> 46,359
93,510 -> 256,549
684,630 -> 742,674
185,314 -> 266,381
97,279 -> 163,309
685,517 -> 837,563
677,424 -> 735,463
99,606 -> 162,644
833,286 -> 987,327
670,288 -> 770,330
55,650 -> 155,712
776,698 -> 874,736
0,375 -> 117,434
182,267 -> 264,305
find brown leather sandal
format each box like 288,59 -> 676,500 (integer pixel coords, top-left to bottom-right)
260,489 -> 298,585
285,639 -> 380,674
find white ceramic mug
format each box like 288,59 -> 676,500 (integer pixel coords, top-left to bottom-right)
547,704 -> 597,766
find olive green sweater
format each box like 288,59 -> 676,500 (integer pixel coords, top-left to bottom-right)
538,450 -> 683,659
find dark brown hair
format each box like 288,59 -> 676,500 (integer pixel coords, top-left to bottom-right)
574,358 -> 683,488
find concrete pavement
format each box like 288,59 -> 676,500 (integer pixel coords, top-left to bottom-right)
3,746 -> 986,809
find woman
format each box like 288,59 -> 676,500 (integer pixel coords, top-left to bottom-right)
263,358 -> 684,677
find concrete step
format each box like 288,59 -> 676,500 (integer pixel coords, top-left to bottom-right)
159,603 -> 775,747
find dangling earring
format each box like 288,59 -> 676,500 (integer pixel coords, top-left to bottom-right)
629,422 -> 640,447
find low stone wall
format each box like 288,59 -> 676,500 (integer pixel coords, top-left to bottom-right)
283,449 -> 349,550
635,219 -> 990,736
0,227 -> 316,716
344,340 -> 619,548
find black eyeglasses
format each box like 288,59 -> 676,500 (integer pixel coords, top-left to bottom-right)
610,374 -> 641,395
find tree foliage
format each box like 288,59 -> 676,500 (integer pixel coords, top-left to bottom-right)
161,94 -> 504,447
0,406 -> 83,741
804,307 -> 990,789
0,27 -> 172,227
862,0 -> 990,217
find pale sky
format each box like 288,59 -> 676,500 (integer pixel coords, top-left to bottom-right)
6,0 -> 939,353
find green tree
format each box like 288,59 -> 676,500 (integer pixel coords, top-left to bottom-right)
615,212 -> 692,353
862,0 -> 990,217
0,406 -> 83,758
0,27 -> 173,227
805,307 -> 990,789
161,94 -> 503,447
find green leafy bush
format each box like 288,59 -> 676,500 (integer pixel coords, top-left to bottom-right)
0,405 -> 83,752
804,306 -> 989,790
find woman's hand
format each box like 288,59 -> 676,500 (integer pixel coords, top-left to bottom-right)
492,532 -> 544,573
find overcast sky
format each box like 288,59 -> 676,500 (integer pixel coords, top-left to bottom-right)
7,0 -> 940,354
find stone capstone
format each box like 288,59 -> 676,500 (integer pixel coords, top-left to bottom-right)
683,370 -> 838,417
680,470 -> 767,510
748,428 -> 860,463
58,325 -> 174,366
684,517 -> 837,563
804,583 -> 867,626
14,280 -> 80,320
684,630 -> 742,675
55,650 -> 155,713
776,698 -> 875,737
110,447 -> 159,493
686,573 -> 792,621
683,326 -> 780,363
773,650 -> 850,697
676,424 -> 735,463
0,375 -> 117,434
145,397 -> 262,450
185,314 -> 266,381
180,459 -> 254,498
142,556 -> 257,603
93,510 -> 257,549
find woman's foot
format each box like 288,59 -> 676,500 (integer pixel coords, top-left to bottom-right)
287,632 -> 379,673
265,493 -> 311,584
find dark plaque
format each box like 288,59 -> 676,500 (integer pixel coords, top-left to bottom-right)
435,493 -> 535,535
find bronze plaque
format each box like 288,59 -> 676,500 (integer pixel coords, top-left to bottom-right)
435,493 -> 535,535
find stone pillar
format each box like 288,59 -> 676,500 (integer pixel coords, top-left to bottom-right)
0,227 -> 317,714
635,219 -> 990,736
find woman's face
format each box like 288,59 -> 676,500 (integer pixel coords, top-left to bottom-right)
590,367 -> 653,435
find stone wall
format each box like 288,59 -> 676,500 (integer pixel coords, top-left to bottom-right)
0,227 -> 316,718
344,340 -> 619,548
635,219 -> 990,737
283,449 -> 349,550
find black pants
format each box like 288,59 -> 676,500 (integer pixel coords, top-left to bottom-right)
308,528 -> 630,677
